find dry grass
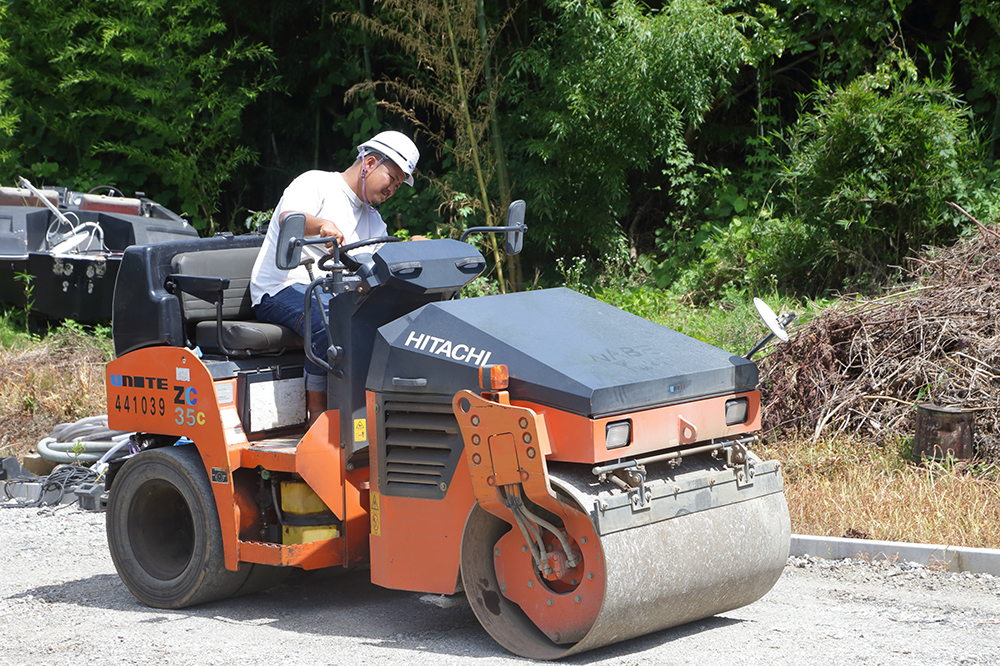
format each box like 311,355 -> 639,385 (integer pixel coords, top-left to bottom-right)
764,435 -> 1000,548
753,212 -> 1000,548
0,326 -> 110,460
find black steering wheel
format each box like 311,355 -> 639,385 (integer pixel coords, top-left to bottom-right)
317,235 -> 403,272
87,185 -> 124,197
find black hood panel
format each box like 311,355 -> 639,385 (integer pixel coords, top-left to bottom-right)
368,288 -> 757,418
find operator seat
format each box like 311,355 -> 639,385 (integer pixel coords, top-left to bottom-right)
170,246 -> 302,357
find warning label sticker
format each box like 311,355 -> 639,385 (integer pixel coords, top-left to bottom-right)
370,491 -> 380,537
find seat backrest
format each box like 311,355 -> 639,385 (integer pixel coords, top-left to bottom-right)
170,246 -> 259,323
0,186 -> 59,208
77,193 -> 142,215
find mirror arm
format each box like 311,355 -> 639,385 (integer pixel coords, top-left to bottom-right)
460,224 -> 527,243
745,333 -> 775,361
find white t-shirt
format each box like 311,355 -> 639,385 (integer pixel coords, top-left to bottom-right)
250,170 -> 388,305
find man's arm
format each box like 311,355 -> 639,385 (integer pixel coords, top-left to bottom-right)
280,210 -> 344,247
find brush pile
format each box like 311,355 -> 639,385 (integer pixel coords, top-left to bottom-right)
760,211 -> 1000,461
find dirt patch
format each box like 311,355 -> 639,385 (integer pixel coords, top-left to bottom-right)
1,504 -> 998,665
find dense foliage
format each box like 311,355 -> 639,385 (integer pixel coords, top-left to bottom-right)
0,0 -> 273,231
1,0 -> 999,297
503,0 -> 760,254
0,3 -> 15,168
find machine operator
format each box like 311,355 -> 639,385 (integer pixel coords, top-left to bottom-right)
249,130 -> 420,425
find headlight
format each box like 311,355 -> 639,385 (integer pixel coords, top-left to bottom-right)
605,420 -> 632,450
725,398 -> 748,426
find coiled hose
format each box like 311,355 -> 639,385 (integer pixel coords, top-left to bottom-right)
36,415 -> 133,465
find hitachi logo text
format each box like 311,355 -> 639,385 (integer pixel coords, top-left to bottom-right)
404,331 -> 493,366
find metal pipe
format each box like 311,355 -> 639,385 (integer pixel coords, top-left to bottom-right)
592,435 -> 759,476
509,485 -> 580,570
16,177 -> 74,230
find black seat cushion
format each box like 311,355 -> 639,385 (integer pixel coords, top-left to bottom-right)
194,320 -> 302,355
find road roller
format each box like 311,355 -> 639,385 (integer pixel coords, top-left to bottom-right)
103,202 -> 790,659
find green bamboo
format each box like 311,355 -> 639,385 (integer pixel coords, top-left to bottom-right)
477,0 -> 521,290
445,4 -> 506,292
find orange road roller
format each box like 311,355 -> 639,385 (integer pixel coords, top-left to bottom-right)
103,203 -> 790,659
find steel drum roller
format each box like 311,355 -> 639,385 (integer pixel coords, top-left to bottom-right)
461,464 -> 791,660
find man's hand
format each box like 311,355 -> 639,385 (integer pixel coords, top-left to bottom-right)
317,220 -> 345,248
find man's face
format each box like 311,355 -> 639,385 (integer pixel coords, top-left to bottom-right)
364,155 -> 407,205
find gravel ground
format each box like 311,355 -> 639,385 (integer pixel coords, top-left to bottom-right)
1,502 -> 999,666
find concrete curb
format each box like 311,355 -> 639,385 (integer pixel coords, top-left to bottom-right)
790,534 -> 1000,576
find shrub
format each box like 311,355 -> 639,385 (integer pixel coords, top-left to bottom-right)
780,53 -> 979,292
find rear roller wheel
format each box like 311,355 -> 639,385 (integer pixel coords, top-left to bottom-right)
106,445 -> 252,608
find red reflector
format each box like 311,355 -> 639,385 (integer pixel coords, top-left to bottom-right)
479,364 -> 509,390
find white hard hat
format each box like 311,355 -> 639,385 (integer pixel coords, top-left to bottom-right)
357,131 -> 420,186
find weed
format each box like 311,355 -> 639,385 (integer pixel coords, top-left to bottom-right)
556,255 -> 589,294
69,440 -> 85,463
15,269 -> 33,310
244,208 -> 273,232
461,276 -> 502,298
0,270 -> 37,333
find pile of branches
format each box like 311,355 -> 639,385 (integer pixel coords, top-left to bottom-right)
760,206 -> 1000,460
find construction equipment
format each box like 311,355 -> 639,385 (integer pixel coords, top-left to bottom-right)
0,178 -> 197,323
103,202 -> 790,659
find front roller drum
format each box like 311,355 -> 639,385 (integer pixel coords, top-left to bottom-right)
461,488 -> 790,660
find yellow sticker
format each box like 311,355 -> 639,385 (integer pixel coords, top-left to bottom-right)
370,491 -> 380,537
354,418 -> 367,442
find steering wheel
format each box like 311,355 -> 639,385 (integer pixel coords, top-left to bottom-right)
87,185 -> 124,197
317,235 -> 403,272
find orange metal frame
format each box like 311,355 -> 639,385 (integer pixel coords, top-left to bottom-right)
452,389 -> 605,642
106,347 -> 368,573
516,390 -> 760,464
367,390 -> 475,594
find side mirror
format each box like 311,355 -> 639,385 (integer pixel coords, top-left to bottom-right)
745,297 -> 796,360
275,212 -> 306,271
504,200 -> 526,255
753,297 -> 790,342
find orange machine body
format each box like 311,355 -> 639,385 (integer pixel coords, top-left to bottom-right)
364,386 -> 761,595
108,345 -> 761,595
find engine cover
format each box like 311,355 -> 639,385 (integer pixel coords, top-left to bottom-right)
367,287 -> 758,417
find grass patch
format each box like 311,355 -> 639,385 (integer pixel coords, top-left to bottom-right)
592,280 -> 822,355
0,307 -> 38,349
0,317 -> 112,460
764,435 -> 1000,549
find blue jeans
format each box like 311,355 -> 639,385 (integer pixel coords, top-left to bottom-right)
257,284 -> 332,392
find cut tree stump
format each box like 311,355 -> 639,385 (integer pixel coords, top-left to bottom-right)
912,404 -> 974,462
